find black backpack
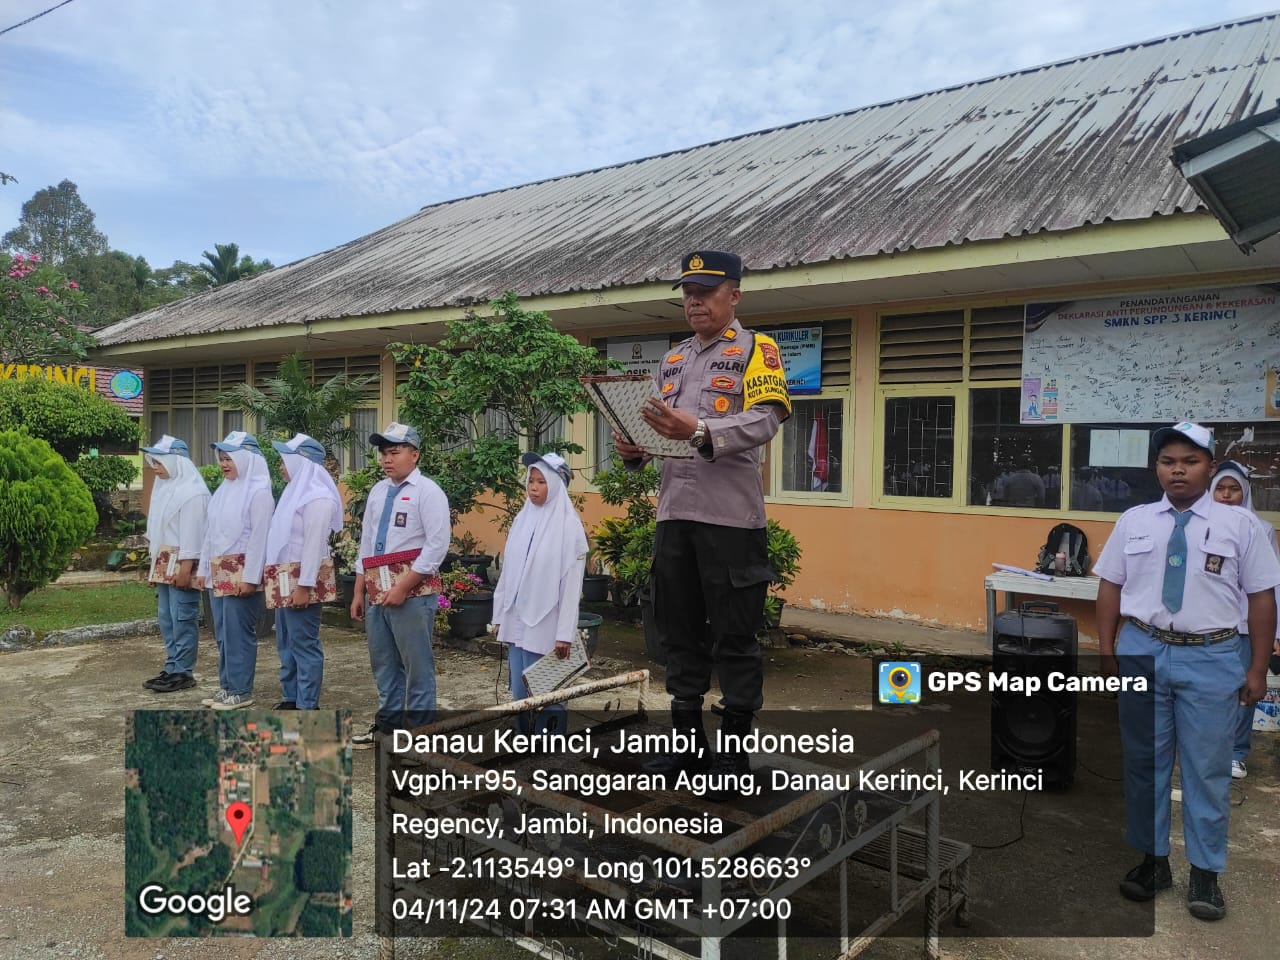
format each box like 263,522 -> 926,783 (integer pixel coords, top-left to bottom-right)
1035,523 -> 1091,576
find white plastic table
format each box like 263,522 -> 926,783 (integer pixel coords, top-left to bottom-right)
984,570 -> 1101,645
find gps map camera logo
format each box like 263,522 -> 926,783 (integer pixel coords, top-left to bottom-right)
878,661 -> 921,704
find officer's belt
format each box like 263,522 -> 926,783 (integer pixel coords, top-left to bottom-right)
1127,618 -> 1236,646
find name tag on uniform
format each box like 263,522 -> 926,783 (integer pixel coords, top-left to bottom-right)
394,512 -> 408,528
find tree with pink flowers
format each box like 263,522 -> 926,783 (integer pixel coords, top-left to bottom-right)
1,252 -> 93,363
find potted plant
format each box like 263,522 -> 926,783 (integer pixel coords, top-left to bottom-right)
581,545 -> 611,603
450,532 -> 493,585
435,570 -> 493,640
762,519 -> 803,632
329,522 -> 361,608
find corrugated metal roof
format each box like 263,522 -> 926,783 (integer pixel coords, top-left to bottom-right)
97,13 -> 1280,347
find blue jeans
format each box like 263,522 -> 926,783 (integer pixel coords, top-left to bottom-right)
365,594 -> 436,731
157,584 -> 200,676
209,592 -> 262,696
1117,622 -> 1245,872
507,645 -> 567,736
276,604 -> 324,708
1233,636 -> 1254,763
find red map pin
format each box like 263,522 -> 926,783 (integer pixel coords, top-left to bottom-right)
225,802 -> 252,845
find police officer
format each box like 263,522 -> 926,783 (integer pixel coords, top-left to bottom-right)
1095,422 -> 1280,921
614,250 -> 790,787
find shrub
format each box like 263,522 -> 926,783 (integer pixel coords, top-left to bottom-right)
0,430 -> 97,608
0,376 -> 140,461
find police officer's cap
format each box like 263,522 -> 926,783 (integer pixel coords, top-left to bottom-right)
671,250 -> 742,290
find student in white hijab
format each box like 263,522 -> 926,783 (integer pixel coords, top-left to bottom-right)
1210,460 -> 1280,780
266,434 -> 344,710
492,452 -> 587,734
141,435 -> 210,694
194,432 -> 274,710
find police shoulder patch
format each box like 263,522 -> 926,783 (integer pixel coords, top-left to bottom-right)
742,333 -> 791,417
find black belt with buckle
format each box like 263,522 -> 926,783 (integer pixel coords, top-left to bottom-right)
1128,618 -> 1237,646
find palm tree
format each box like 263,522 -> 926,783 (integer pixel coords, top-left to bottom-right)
217,352 -> 378,477
198,242 -> 274,287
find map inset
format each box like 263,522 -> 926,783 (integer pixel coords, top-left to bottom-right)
125,710 -> 353,937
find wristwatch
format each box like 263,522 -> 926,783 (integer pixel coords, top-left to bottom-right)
689,419 -> 709,449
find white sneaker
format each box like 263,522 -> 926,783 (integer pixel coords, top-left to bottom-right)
351,723 -> 379,748
1231,760 -> 1247,780
202,688 -> 228,707
212,694 -> 254,711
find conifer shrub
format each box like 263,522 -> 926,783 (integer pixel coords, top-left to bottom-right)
0,430 -> 97,608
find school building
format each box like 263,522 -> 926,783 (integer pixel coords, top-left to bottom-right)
92,14 -> 1280,636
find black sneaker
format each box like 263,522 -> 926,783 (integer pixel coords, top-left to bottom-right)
151,673 -> 196,693
1119,854 -> 1172,901
1187,866 -> 1225,921
273,701 -> 298,710
142,671 -> 171,690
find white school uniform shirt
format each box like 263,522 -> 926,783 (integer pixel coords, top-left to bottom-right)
197,488 -> 274,582
1093,491 -> 1280,633
356,468 -> 451,576
271,500 -> 337,588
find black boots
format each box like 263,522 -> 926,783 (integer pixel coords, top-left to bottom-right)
702,707 -> 754,802
1187,865 -> 1225,921
1119,853 -> 1171,901
642,697 -> 712,775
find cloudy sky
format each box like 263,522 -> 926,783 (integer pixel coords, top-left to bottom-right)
1,0 -> 1274,270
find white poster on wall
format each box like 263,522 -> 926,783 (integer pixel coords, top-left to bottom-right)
606,336 -> 669,378
1020,284 -> 1280,424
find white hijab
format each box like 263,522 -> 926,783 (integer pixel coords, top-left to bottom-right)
145,453 -> 210,547
266,452 -> 344,563
495,462 -> 588,627
1210,461 -> 1255,512
205,449 -> 272,555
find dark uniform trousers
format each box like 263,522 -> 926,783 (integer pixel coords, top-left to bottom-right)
652,519 -> 772,714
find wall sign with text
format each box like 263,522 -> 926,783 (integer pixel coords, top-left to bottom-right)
1020,284 -> 1280,423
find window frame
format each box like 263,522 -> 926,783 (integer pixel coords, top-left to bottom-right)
872,304 -> 1072,517
763,387 -> 854,507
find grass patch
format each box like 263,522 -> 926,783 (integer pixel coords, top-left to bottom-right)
0,582 -> 157,631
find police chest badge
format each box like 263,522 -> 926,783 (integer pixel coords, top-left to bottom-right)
1203,554 -> 1224,575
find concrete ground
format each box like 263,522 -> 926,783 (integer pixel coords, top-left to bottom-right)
0,600 -> 1276,960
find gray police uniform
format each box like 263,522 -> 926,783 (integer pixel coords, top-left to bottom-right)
649,317 -> 789,714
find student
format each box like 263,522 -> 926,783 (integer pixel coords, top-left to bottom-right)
195,432 -> 273,710
266,434 -> 345,710
350,423 -> 451,745
491,453 -> 587,734
1095,422 -> 1280,921
141,435 -> 211,694
1209,459 -> 1280,780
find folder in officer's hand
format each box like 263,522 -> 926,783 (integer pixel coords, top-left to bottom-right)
580,375 -> 694,459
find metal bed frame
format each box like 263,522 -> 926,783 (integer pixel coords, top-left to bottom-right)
377,670 -> 970,960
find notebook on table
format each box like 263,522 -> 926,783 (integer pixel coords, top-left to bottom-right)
521,635 -> 590,698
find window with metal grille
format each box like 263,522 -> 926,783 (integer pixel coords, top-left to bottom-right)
882,397 -> 954,498
780,398 -> 844,493
878,308 -> 1032,503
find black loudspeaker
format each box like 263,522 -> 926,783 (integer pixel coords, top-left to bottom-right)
991,601 -> 1077,788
